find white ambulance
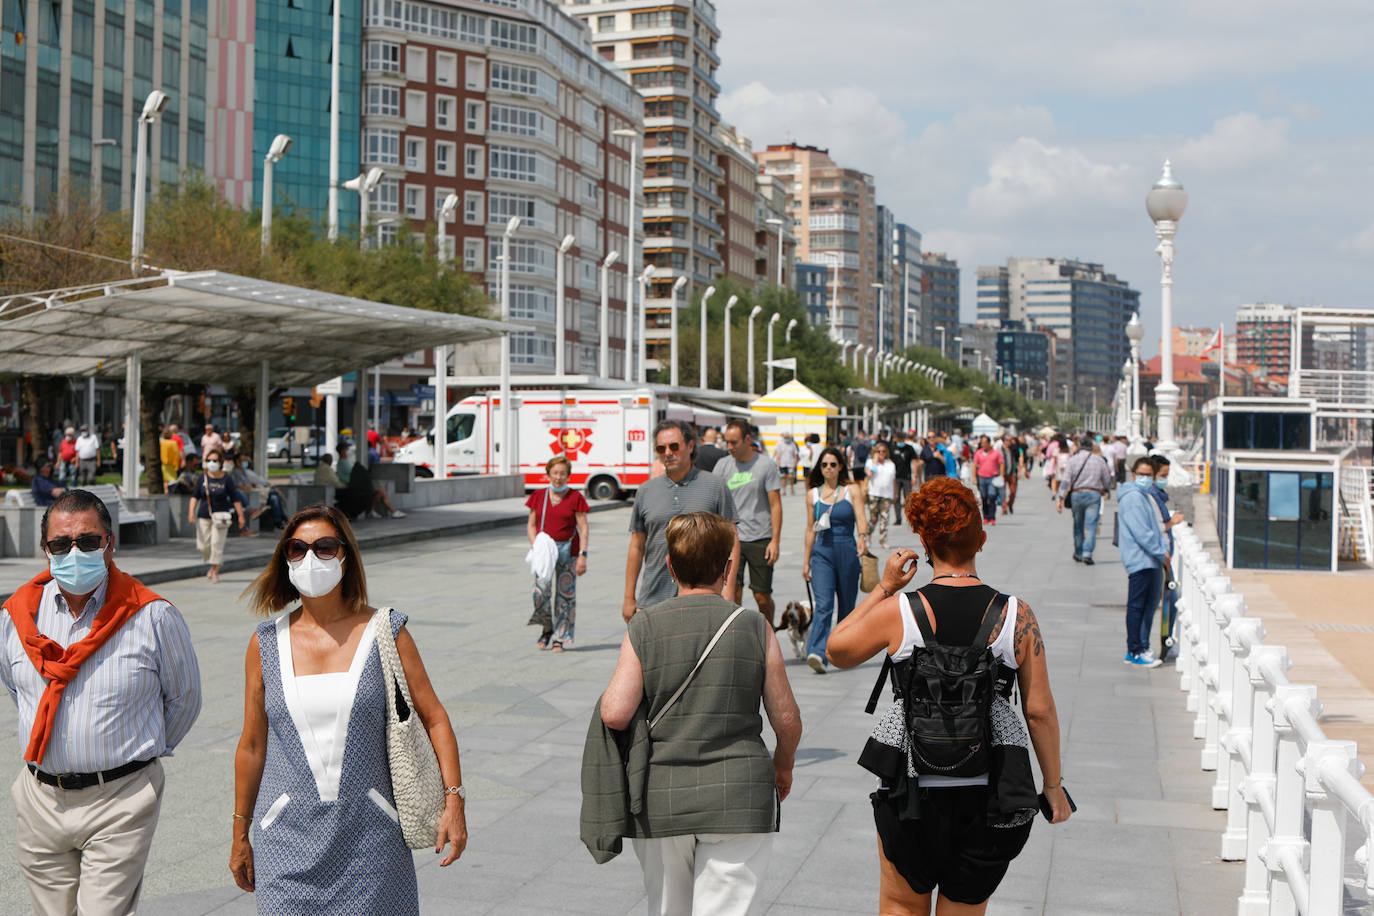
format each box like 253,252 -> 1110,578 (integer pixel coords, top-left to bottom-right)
392,387 -> 659,499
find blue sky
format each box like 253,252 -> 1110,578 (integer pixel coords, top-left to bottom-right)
714,0 -> 1374,355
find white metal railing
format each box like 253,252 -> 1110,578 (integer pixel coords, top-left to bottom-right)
1337,466 -> 1374,563
1172,521 -> 1374,914
1294,369 -> 1374,408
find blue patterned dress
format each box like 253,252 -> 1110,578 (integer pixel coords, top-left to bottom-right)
252,610 -> 419,915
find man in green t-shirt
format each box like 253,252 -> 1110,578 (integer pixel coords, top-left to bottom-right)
714,419 -> 782,625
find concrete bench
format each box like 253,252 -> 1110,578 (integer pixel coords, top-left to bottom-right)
4,489 -> 37,509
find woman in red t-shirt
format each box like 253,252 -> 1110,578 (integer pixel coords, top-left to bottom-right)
525,455 -> 590,651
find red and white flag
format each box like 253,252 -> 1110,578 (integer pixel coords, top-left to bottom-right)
1200,326 -> 1222,361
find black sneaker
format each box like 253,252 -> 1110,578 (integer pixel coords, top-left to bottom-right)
1073,555 -> 1083,563
1083,557 -> 1095,565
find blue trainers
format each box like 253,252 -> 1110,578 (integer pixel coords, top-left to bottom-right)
1125,652 -> 1163,668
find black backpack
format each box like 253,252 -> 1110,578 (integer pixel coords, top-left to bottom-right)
866,588 -> 1013,778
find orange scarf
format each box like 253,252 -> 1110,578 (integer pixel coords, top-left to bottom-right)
3,568 -> 161,765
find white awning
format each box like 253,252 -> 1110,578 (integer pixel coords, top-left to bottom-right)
0,270 -> 517,387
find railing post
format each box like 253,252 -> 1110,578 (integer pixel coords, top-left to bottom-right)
1265,684 -> 1319,916
1221,616 -> 1263,860
1201,574 -> 1232,767
1209,592 -> 1245,807
1238,645 -> 1285,915
1303,740 -> 1358,914
1175,533 -> 1204,694
1189,560 -> 1221,725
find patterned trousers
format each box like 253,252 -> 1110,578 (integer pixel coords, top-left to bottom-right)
528,541 -> 577,644
867,497 -> 892,548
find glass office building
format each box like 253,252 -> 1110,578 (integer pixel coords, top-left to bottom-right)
253,0 -> 360,233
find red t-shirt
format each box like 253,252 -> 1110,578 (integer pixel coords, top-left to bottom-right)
59,439 -> 77,462
526,487 -> 589,555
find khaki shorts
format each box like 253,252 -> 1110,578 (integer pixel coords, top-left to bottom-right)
735,538 -> 775,595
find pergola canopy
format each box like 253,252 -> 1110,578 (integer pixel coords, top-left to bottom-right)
0,270 -> 516,387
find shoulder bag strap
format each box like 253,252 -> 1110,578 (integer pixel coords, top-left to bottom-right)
649,606 -> 748,731
972,592 -> 1010,649
539,487 -> 549,533
1063,453 -> 1089,493
864,654 -> 894,715
371,606 -> 410,719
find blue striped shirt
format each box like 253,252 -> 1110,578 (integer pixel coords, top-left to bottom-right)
0,576 -> 202,773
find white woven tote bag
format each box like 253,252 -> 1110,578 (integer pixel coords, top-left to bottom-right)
372,607 -> 445,849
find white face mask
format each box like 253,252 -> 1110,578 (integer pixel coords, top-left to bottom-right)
287,551 -> 345,598
204,460 -> 221,472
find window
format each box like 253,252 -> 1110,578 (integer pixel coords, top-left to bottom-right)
434,141 -> 454,175
631,69 -> 687,89
363,128 -> 400,165
375,178 -> 400,214
631,9 -> 686,29
364,41 -> 400,72
365,84 -> 400,117
435,51 -> 456,86
464,100 -> 484,134
488,103 -> 552,143
405,137 -> 424,170
488,191 -> 540,231
404,185 -> 425,218
406,46 -> 426,81
489,62 -> 555,103
403,2 -> 428,34
405,90 -> 426,126
435,95 -> 454,129
488,144 -> 555,185
509,332 -> 554,369
489,19 -> 537,52
459,13 -> 485,44
463,237 -> 484,271
464,144 -> 484,179
463,191 -> 483,225
365,0 -> 402,28
465,57 -> 485,90
596,14 -> 614,31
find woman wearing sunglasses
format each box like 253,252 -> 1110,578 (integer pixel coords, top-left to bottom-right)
230,506 -> 467,913
188,447 -> 252,584
801,445 -> 868,673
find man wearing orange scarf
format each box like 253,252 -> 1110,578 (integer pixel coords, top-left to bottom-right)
1,490 -> 201,915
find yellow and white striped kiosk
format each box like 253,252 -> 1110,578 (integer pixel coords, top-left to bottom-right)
748,379 -> 841,456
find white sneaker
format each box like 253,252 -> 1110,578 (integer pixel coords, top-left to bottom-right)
806,653 -> 826,674
1137,651 -> 1164,669
390,510 -> 407,518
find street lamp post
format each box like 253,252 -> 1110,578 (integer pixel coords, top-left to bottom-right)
766,312 -> 781,391
698,285 -> 715,389
613,127 -> 641,353
260,134 -> 292,255
637,265 -> 655,383
828,261 -> 841,340
766,217 -> 785,285
863,346 -> 873,385
840,341 -> 853,372
130,89 -> 168,274
935,325 -> 946,359
669,275 -> 687,387
437,192 -> 459,262
785,317 -> 798,343
554,234 -> 576,377
341,167 -> 384,251
1125,310 -> 1145,445
723,295 -> 739,392
747,305 -> 763,394
498,216 -> 521,474
599,250 -> 619,377
1146,159 -> 1188,452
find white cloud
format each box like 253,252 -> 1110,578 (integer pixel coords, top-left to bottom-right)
966,138 -> 1133,222
1177,114 -> 1290,171
1338,223 -> 1374,257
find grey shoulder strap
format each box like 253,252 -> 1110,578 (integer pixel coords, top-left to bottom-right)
649,606 -> 748,731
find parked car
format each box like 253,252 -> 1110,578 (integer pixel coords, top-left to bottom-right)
264,426 -> 327,464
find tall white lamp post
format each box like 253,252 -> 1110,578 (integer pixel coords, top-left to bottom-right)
669,275 -> 687,387
840,341 -> 853,372
785,318 -> 798,343
598,250 -> 619,377
613,129 -> 641,334
698,285 -> 715,389
1146,159 -> 1188,452
130,89 -> 168,274
260,133 -> 292,255
554,234 -> 576,377
498,215 -> 522,474
828,262 -> 841,340
766,217 -> 785,284
766,312 -> 781,391
952,336 -> 963,368
871,282 -> 886,356
723,295 -> 739,392
342,167 -> 384,251
1125,310 -> 1145,447
863,346 -> 873,385
935,325 -> 946,359
637,264 -> 655,383
746,305 -> 763,394
437,192 -> 459,262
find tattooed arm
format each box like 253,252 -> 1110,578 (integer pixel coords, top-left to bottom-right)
1012,599 -> 1072,823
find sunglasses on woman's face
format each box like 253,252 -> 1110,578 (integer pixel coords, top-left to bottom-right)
285,537 -> 345,562
819,461 -> 840,468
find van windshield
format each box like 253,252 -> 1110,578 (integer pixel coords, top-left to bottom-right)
447,413 -> 475,442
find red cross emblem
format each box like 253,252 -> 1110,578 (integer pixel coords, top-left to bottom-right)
550,427 -> 593,455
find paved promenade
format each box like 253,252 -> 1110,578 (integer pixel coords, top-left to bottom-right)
0,480 -> 1248,914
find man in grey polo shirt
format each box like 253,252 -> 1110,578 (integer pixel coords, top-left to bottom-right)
714,418 -> 782,625
623,420 -> 740,623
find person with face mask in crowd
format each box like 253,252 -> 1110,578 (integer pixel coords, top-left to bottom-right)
1,490 -> 202,915
188,447 -> 252,584
1116,457 -> 1173,667
526,455 -> 590,652
1147,455 -> 1185,661
231,506 -> 467,912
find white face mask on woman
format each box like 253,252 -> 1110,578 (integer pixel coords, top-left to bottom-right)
287,550 -> 345,598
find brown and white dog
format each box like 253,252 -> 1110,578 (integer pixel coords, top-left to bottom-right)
775,600 -> 812,658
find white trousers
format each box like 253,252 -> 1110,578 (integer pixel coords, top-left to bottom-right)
11,760 -> 164,916
196,516 -> 228,566
632,832 -> 773,916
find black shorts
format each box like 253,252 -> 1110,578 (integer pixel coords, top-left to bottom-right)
851,466 -> 867,481
872,786 -> 1033,905
735,538 -> 775,594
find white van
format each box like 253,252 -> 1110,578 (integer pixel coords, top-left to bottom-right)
392,388 -> 660,499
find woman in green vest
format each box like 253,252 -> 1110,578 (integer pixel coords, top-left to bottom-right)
600,511 -> 802,916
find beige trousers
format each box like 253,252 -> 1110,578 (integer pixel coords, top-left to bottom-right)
632,833 -> 773,916
11,759 -> 164,916
196,516 -> 228,566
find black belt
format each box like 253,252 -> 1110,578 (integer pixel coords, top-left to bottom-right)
28,757 -> 153,790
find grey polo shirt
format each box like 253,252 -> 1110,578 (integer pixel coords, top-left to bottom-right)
629,467 -> 739,609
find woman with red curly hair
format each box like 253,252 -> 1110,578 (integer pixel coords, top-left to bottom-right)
827,478 -> 1071,914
